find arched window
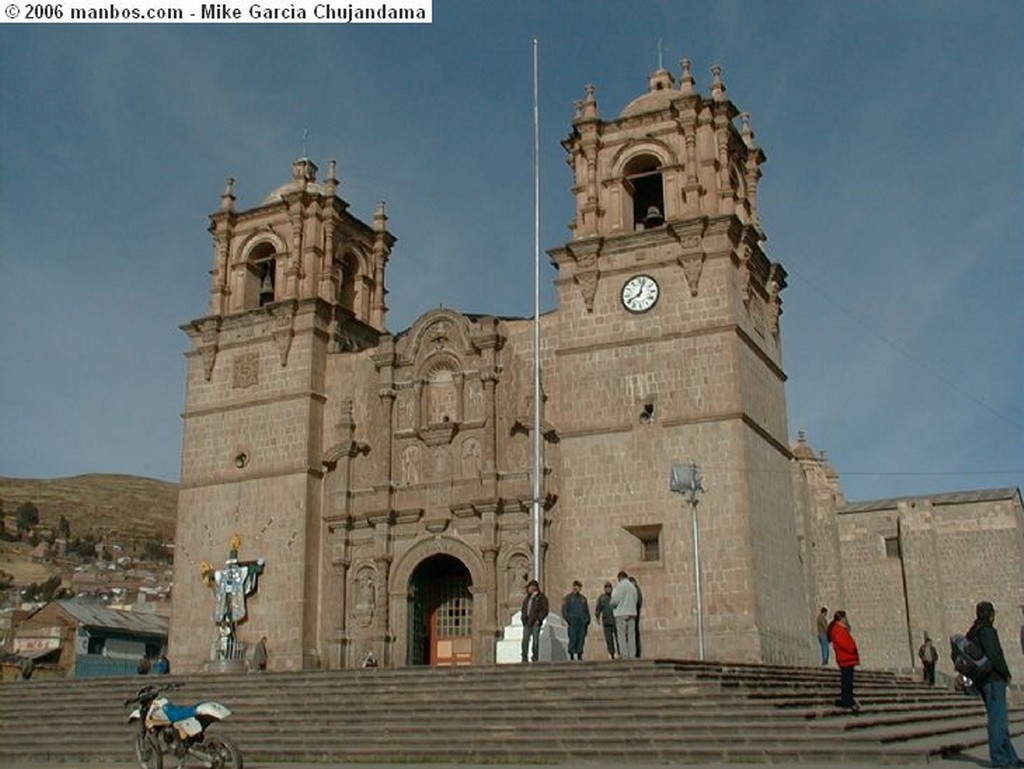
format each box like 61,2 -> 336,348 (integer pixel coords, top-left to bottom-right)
337,252 -> 359,312
623,154 -> 665,231
246,241 -> 278,308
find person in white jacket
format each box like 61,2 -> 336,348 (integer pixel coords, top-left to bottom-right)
610,571 -> 639,659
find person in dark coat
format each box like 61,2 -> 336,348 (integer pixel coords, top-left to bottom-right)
918,634 -> 938,686
629,576 -> 643,658
967,600 -> 1020,768
561,580 -> 590,661
594,582 -> 618,659
828,610 -> 860,711
520,579 -> 549,663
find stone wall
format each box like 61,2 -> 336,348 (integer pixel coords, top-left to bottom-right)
836,490 -> 1024,681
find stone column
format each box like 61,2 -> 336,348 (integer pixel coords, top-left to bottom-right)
329,544 -> 350,669
480,368 -> 498,498
374,553 -> 393,666
479,503 -> 500,664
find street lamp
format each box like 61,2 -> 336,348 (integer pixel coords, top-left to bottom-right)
670,461 -> 705,660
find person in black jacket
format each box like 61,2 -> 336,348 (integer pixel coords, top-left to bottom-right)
561,580 -> 590,661
594,582 -> 618,659
520,579 -> 549,663
967,601 -> 1021,767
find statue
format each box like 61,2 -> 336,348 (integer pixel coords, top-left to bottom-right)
201,534 -> 265,661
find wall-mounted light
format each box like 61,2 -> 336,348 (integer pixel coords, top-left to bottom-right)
234,452 -> 249,469
639,403 -> 655,424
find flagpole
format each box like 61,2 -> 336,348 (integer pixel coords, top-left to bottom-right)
531,38 -> 543,583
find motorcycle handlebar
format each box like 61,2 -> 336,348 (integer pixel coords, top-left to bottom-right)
124,681 -> 183,705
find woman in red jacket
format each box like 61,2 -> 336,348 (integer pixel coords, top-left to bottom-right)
828,610 -> 860,711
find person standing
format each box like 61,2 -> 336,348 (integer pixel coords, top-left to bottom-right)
828,610 -> 860,711
967,600 -> 1020,768
252,636 -> 268,672
918,634 -> 938,686
520,579 -> 549,663
629,576 -> 643,658
151,651 -> 170,675
610,571 -> 638,659
595,582 -> 618,659
1019,605 -> 1023,657
561,580 -> 590,661
816,607 -> 830,665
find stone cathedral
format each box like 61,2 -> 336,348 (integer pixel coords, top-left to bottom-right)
170,61 -> 1024,676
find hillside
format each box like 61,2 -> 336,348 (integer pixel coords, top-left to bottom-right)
0,474 -> 177,543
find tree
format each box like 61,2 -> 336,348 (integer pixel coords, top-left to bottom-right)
57,514 -> 71,540
141,539 -> 172,563
21,575 -> 68,602
16,501 -> 40,538
67,535 -> 98,559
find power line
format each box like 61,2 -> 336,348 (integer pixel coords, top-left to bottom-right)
694,463 -> 1024,479
785,266 -> 1024,433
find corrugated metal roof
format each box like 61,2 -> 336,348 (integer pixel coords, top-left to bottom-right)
839,486 -> 1021,515
55,600 -> 168,637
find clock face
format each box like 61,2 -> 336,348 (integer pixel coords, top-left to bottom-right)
621,274 -> 659,313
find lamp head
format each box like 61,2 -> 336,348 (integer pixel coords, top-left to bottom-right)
670,462 -> 704,502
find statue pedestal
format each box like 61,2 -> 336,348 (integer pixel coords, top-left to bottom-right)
203,658 -> 247,674
496,611 -> 568,664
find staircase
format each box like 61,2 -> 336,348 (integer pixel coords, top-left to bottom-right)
1,660 -> 1021,765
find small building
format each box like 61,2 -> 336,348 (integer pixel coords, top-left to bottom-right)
12,599 -> 169,678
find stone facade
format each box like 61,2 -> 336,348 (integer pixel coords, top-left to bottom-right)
170,61 -> 1024,676
792,436 -> 1024,682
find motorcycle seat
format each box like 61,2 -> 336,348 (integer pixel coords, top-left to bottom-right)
164,703 -> 197,722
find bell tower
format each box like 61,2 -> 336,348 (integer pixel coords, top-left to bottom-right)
563,61 -> 765,243
207,157 -> 393,335
171,158 -> 394,672
546,60 -> 809,663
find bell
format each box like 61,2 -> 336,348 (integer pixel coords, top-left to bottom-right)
259,272 -> 274,304
643,205 -> 665,228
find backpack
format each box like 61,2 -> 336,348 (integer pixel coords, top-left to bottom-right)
949,633 -> 993,680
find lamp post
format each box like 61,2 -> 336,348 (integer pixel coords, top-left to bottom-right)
671,461 -> 705,660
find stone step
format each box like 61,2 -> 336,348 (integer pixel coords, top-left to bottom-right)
4,693 -> 979,732
0,733 -> 923,764
1,660 -> 1017,765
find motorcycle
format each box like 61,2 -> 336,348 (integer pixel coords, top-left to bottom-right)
125,682 -> 242,769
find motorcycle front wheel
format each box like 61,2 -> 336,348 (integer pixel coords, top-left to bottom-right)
134,731 -> 163,769
203,734 -> 242,769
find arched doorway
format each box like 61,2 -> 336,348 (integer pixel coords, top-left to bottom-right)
407,554 -> 472,666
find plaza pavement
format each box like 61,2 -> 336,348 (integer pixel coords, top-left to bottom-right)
4,735 -> 1022,769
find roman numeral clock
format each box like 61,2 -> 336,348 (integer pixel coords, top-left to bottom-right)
621,274 -> 660,313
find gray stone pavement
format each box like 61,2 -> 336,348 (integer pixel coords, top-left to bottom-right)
4,737 -> 1022,769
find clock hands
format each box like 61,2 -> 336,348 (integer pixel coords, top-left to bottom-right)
622,275 -> 658,312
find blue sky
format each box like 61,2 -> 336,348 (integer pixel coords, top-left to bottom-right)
1,2 -> 1021,503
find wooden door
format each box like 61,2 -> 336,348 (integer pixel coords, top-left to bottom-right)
429,575 -> 472,666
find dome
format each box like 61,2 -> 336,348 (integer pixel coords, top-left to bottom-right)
261,178 -> 329,205
261,157 -> 330,205
619,68 -> 679,118
791,431 -> 816,460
